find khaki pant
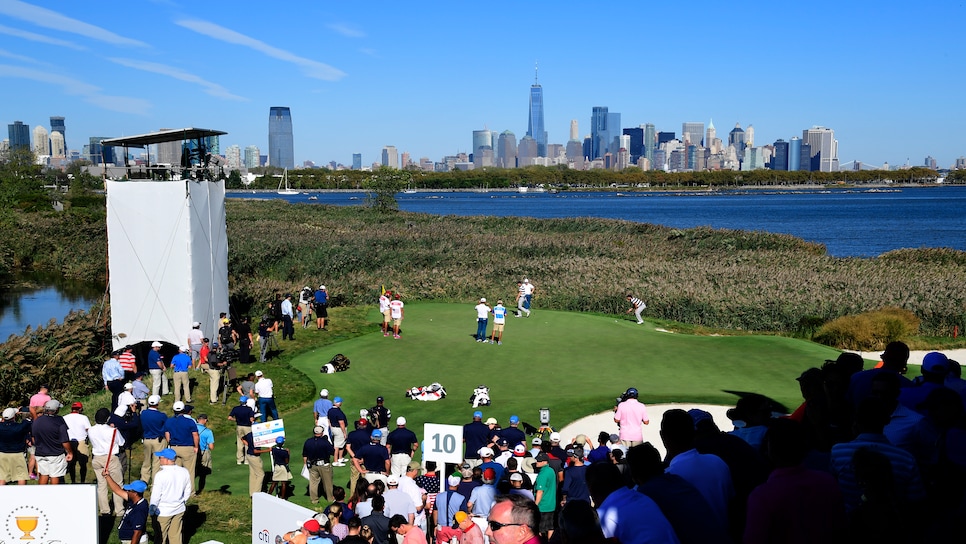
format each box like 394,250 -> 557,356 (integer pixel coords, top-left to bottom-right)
150,368 -> 169,396
141,437 -> 167,483
349,461 -> 362,494
171,445 -> 196,493
173,372 -> 191,403
235,426 -> 251,464
247,453 -> 264,496
91,454 -> 125,515
157,512 -> 184,544
206,367 -> 221,403
391,453 -> 412,476
307,462 -> 333,503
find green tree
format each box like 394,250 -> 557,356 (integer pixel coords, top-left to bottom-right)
364,167 -> 410,212
226,169 -> 243,189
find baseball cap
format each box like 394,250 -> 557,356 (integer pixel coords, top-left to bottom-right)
179,345 -> 189,353
2,407 -> 16,419
688,409 -> 714,428
151,341 -> 162,348
473,411 -> 483,419
454,511 -> 469,524
192,322 -> 201,327
509,472 -> 524,482
532,437 -> 542,445
303,519 -> 321,534
478,446 -> 494,458
377,396 -> 384,402
239,396 -> 249,403
313,426 -> 324,434
173,401 -> 185,412
334,397 -> 343,404
408,461 -> 421,472
371,429 -> 382,438
609,433 -> 620,443
509,415 -> 519,424
485,417 -> 498,425
574,434 -> 587,446
124,382 -> 133,390
123,480 -> 148,494
535,452 -> 549,462
480,297 -> 486,303
254,370 -> 263,377
483,468 -> 496,482
276,436 -> 285,444
358,418 -> 368,426
397,416 -> 407,426
320,389 -> 329,397
923,351 -> 950,374
496,438 -> 509,448
387,475 -> 400,485
513,444 -> 526,456
549,432 -> 561,443
320,285 -> 326,290
148,395 -> 161,406
447,475 -> 460,487
155,448 -> 177,460
71,401 -> 83,409
182,404 -> 194,413
43,399 -> 61,411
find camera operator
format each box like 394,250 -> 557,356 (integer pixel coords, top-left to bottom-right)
201,342 -> 226,404
613,388 -> 650,448
258,317 -> 271,363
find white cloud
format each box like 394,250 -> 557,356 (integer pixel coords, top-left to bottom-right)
327,23 -> 365,38
0,48 -> 47,65
0,64 -> 151,115
176,19 -> 346,81
0,23 -> 85,50
0,0 -> 147,47
109,57 -> 247,101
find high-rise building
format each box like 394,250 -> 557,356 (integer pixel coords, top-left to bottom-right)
32,125 -> 49,156
728,124 -> 746,156
517,135 -> 538,166
955,157 -> 966,170
87,137 -> 115,165
705,120 -> 716,153
473,129 -> 494,168
924,156 -> 936,169
268,106 -> 295,169
682,122 -> 704,147
49,131 -> 65,158
50,116 -> 65,146
772,140 -> 789,171
225,145 -> 241,169
352,153 -> 362,170
798,142 -> 811,171
789,137 -> 801,171
497,130 -> 518,169
381,145 -> 398,169
400,152 -> 411,169
565,139 -> 583,169
244,145 -> 260,169
8,121 -> 30,151
622,127 -> 644,164
569,120 -> 578,142
657,132 -> 676,146
527,65 -> 547,157
591,107 -> 619,159
644,124 -> 656,164
802,127 -> 838,172
745,125 -> 755,147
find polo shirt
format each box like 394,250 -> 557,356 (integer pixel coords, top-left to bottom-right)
32,414 -> 70,456
170,353 -> 192,373
499,426 -> 525,448
302,436 -> 334,463
140,409 -> 168,440
386,427 -> 418,454
228,405 -> 255,427
356,442 -> 390,472
829,432 -> 925,512
148,349 -> 164,370
665,448 -> 734,531
0,420 -> 31,453
118,498 -> 149,541
197,424 -> 214,452
163,414 -> 198,447
598,485 -> 679,544
462,421 -> 489,459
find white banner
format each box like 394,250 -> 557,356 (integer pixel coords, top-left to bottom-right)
252,492 -> 315,544
0,484 -> 97,542
423,423 -> 463,464
252,418 -> 285,448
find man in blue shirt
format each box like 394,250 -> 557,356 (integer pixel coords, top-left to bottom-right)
196,414 -> 214,495
353,430 -> 390,482
302,426 -> 335,504
314,389 -> 334,434
102,352 -> 126,410
463,411 -> 489,467
314,285 -> 329,330
148,341 -> 169,397
163,402 -> 199,493
103,475 -> 149,544
139,395 -> 168,484
280,293 -> 295,340
386,417 -> 418,476
228,396 -> 255,465
170,346 -> 194,403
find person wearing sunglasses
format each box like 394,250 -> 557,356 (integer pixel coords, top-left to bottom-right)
484,495 -> 540,544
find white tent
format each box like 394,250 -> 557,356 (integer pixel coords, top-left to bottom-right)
105,179 -> 229,349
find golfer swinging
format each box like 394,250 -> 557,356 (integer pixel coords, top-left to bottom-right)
626,294 -> 647,324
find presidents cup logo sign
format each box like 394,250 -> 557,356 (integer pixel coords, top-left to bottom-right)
3,506 -> 49,541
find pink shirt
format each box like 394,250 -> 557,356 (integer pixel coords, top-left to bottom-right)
402,527 -> 428,544
29,392 -> 51,408
614,399 -> 650,442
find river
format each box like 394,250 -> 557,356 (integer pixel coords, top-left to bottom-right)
0,272 -> 103,342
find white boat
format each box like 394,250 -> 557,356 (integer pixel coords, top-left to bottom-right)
307,195 -> 318,200
277,169 -> 298,195
518,186 -> 529,193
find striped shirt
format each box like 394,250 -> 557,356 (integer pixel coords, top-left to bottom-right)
629,297 -> 646,308
829,433 -> 925,512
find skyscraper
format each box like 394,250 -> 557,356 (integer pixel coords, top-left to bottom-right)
772,140 -> 789,171
225,145 -> 241,169
244,145 -> 260,169
473,129 -> 495,167
591,107 -> 620,160
802,127 -> 839,172
622,127 -> 644,164
8,121 -> 30,151
644,124 -> 656,164
50,131 -> 65,158
268,106 -> 295,169
527,65 -> 547,157
745,125 -> 755,147
497,131 -> 517,169
705,120 -> 716,152
682,122 -> 705,147
381,146 -> 398,169
50,116 -> 65,148
729,123 -> 746,157
789,137 -> 801,171
569,120 -> 578,142
32,125 -> 49,156
352,153 -> 362,170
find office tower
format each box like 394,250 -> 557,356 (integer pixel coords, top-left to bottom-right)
50,116 -> 65,146
381,145 -> 398,169
517,135 -> 538,166
497,130 -> 518,169
565,140 -> 583,169
88,137 -> 115,165
32,125 -> 49,156
657,132 -> 675,146
591,107 -> 620,159
741,147 -> 764,170
788,137 -> 801,171
473,129 -> 494,167
924,156 -> 937,169
644,123 -> 656,164
682,122 -> 704,147
772,140 -> 789,171
668,149 -> 686,172
527,65 -> 547,157
8,121 -> 30,151
49,131 -> 65,157
268,106 -> 295,169
705,120 -> 715,152
400,152 -> 411,169
798,142 -> 811,171
728,123 -> 746,156
244,145 -> 260,169
622,127 -> 644,164
955,157 -> 966,170
653,149 -> 667,171
206,135 -> 220,155
225,145 -> 241,169
418,157 -> 433,172
802,127 -> 839,172
745,125 -> 755,147
352,153 -> 362,170
570,120 -> 578,141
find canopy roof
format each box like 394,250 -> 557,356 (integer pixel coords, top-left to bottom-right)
101,128 -> 227,148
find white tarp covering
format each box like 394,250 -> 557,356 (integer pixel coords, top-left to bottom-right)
106,179 -> 228,349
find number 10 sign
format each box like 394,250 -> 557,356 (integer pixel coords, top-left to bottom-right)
423,423 -> 463,464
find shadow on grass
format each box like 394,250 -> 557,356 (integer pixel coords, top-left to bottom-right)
720,390 -> 791,414
183,504 -> 208,543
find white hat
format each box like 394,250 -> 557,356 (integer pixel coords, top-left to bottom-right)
304,286 -> 310,291
509,472 -> 524,482
480,297 -> 486,303
447,475 -> 461,487
254,370 -> 263,377
2,407 -> 17,420
396,416 -> 407,426
124,382 -> 133,390
151,341 -> 162,348
387,475 -> 400,485
549,432 -> 561,443
148,395 -> 161,406
320,389 -> 329,397
192,321 -> 201,328
523,278 -> 529,283
179,345 -> 189,352
532,437 -> 542,445
173,401 -> 185,412
478,446 -> 494,458
320,285 -> 326,290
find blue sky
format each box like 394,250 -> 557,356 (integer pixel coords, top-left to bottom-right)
1,0 -> 963,169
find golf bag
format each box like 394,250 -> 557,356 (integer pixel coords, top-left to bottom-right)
406,382 -> 447,401
320,353 -> 350,374
469,385 -> 491,407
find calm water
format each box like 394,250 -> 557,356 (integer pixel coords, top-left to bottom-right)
234,186 -> 966,258
0,273 -> 102,342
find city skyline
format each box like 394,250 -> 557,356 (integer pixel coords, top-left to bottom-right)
0,1 -> 964,168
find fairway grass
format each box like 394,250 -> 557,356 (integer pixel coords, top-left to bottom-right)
186,302 -> 844,542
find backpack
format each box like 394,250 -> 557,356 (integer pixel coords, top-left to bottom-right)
219,325 -> 234,344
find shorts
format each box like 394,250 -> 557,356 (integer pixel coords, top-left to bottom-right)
198,449 -> 212,469
382,309 -> 391,323
539,511 -> 554,534
393,317 -> 402,326
0,452 -> 28,481
272,465 -> 292,481
301,304 -> 313,316
37,454 -> 68,478
315,303 -> 328,318
331,427 -> 347,448
493,323 -> 504,332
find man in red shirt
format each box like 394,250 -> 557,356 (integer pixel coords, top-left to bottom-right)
119,346 -> 137,379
